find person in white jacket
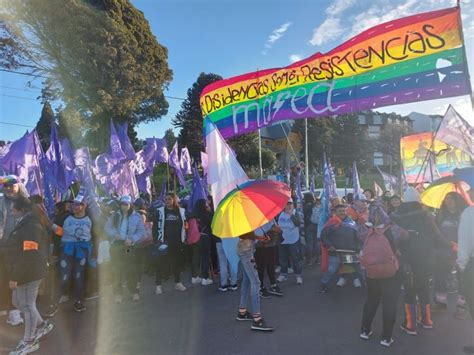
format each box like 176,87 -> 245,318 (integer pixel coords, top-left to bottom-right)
456,187 -> 474,355
105,195 -> 145,303
152,193 -> 187,294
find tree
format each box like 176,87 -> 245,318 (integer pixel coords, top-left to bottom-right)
376,123 -> 413,171
331,114 -> 370,170
173,72 -> 223,160
35,101 -> 55,151
293,117 -> 336,174
164,128 -> 176,151
2,0 -> 173,151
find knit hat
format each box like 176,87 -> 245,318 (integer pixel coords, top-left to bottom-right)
403,187 -> 421,203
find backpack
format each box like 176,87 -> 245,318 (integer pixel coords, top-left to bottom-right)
310,206 -> 320,224
186,218 -> 201,245
360,227 -> 399,279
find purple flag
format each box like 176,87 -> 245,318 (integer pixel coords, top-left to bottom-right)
45,124 -> 69,193
310,176 -> 315,195
295,168 -> 304,205
117,122 -> 136,161
352,161 -> 362,199
0,130 -> 44,196
317,157 -> 332,238
155,138 -> 169,163
188,167 -> 208,212
180,147 -> 192,175
169,142 -> 186,188
327,157 -> 337,198
109,119 -> 126,161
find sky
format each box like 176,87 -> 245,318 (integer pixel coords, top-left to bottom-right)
1,0 -> 473,143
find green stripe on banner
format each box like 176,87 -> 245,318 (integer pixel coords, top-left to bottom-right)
206,47 -> 465,123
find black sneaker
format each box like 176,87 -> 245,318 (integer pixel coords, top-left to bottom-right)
251,318 -> 274,331
218,285 -> 229,292
73,301 -> 86,313
229,284 -> 238,291
259,288 -> 271,299
268,285 -> 283,297
317,284 -> 328,293
235,311 -> 253,321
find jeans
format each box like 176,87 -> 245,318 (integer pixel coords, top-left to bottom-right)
361,273 -> 402,339
279,241 -> 302,276
216,242 -> 237,286
305,224 -> 318,262
110,242 -> 140,295
156,246 -> 183,286
255,246 -> 277,287
239,247 -> 260,315
200,234 -> 211,279
320,255 -> 363,286
59,249 -> 88,302
12,279 -> 43,341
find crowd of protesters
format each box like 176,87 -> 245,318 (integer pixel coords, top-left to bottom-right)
0,174 -> 473,354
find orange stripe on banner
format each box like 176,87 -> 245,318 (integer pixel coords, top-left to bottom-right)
23,241 -> 38,251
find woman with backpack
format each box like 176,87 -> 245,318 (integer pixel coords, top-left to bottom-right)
360,205 -> 401,348
105,195 -> 145,303
152,193 -> 187,294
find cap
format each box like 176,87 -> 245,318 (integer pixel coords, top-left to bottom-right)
1,175 -> 19,185
120,195 -> 132,205
134,197 -> 146,209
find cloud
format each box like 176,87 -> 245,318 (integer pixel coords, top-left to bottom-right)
326,0 -> 356,15
309,17 -> 344,46
308,0 -> 356,46
289,54 -> 303,63
262,22 -> 292,54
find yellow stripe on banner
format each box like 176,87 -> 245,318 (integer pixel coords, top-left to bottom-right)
201,27 -> 461,109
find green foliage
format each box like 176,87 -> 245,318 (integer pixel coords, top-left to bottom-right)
163,128 -> 176,151
2,0 -> 172,151
35,101 -> 54,151
173,72 -> 223,160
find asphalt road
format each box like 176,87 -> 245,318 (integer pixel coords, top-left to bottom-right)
1,265 -> 472,355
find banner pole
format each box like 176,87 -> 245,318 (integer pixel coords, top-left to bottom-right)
258,129 -> 263,178
305,118 -> 309,189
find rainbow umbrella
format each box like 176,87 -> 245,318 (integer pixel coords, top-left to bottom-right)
211,179 -> 291,238
420,176 -> 471,209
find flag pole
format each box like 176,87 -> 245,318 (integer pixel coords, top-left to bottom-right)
258,129 -> 263,178
456,0 -> 474,111
305,118 -> 309,189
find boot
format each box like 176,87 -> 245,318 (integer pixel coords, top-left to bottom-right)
419,304 -> 433,329
401,304 -> 418,335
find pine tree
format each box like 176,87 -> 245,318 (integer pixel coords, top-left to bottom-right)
35,101 -> 55,151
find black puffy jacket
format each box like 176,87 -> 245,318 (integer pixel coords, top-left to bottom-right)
3,212 -> 48,285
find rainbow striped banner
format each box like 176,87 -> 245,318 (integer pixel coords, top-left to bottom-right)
200,7 -> 471,139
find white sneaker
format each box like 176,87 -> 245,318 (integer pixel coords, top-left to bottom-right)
288,268 -> 294,274
6,310 -> 23,326
132,293 -> 140,302
155,286 -> 163,295
201,278 -> 213,286
275,266 -> 281,273
59,295 -> 70,304
191,277 -> 202,285
296,276 -> 303,285
353,278 -> 362,288
175,282 -> 187,291
336,277 -> 347,287
114,295 -> 123,304
277,275 -> 288,283
380,338 -> 394,347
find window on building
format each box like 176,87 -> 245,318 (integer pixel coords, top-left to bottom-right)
373,151 -> 384,166
358,115 -> 366,124
373,115 -> 382,125
368,125 -> 381,138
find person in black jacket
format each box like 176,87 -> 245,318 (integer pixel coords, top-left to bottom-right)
390,187 -> 451,336
4,197 -> 53,355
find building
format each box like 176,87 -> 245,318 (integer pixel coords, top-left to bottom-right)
408,112 -> 443,133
